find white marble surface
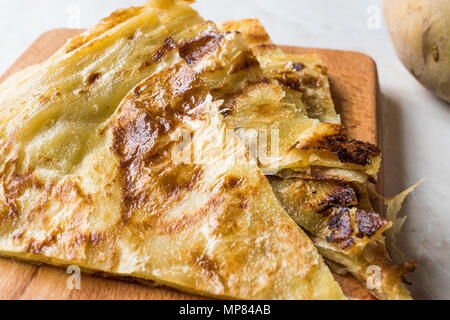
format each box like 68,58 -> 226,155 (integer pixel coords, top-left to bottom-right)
0,0 -> 448,300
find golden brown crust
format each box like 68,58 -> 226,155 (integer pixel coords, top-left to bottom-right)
269,178 -> 391,250
63,6 -> 146,54
107,61 -> 344,299
326,208 -> 355,249
179,32 -> 225,65
298,125 -> 381,166
0,9 -> 345,297
146,37 -> 178,66
217,19 -> 381,173
0,0 -> 414,301
288,53 -> 339,123
113,62 -> 207,221
355,210 -> 389,238
216,18 -> 413,300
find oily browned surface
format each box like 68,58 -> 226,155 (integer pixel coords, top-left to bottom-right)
280,46 -> 380,146
0,29 -> 379,300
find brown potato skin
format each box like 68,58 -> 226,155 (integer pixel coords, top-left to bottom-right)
383,0 -> 450,103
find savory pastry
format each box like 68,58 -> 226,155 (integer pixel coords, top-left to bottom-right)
142,1 -> 415,299
219,19 -> 340,124
269,175 -> 415,300
0,6 -> 345,299
147,0 -> 381,176
0,0 -> 415,300
287,53 -> 340,123
218,18 -> 414,299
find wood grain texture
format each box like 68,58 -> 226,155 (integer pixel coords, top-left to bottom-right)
0,29 -> 380,300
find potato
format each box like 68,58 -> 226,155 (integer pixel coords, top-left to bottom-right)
383,0 -> 450,103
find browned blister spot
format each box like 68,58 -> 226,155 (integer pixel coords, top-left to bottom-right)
112,62 -> 208,221
222,175 -> 247,190
325,207 -> 389,249
194,253 -> 219,273
355,210 -> 389,238
326,208 -> 355,249
87,72 -> 102,86
191,251 -> 223,286
150,37 -> 177,65
317,185 -> 357,214
55,180 -> 91,203
2,169 -> 42,218
292,62 -> 305,72
25,236 -> 56,255
275,72 -> 301,91
300,125 -> 381,166
229,50 -> 260,74
179,32 -> 224,65
160,165 -> 204,200
24,224 -> 73,255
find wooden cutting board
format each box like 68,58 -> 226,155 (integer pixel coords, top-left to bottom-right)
0,29 -> 380,300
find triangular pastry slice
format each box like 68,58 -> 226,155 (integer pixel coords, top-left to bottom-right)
144,1 -> 385,250
218,19 -> 391,244
219,19 -> 340,124
219,18 -> 413,299
147,0 -> 381,176
143,1 -> 414,299
0,8 -> 344,299
287,53 -> 340,123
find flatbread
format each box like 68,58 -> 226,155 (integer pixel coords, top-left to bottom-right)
218,18 -> 412,300
142,1 -> 415,299
0,6 -> 345,299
